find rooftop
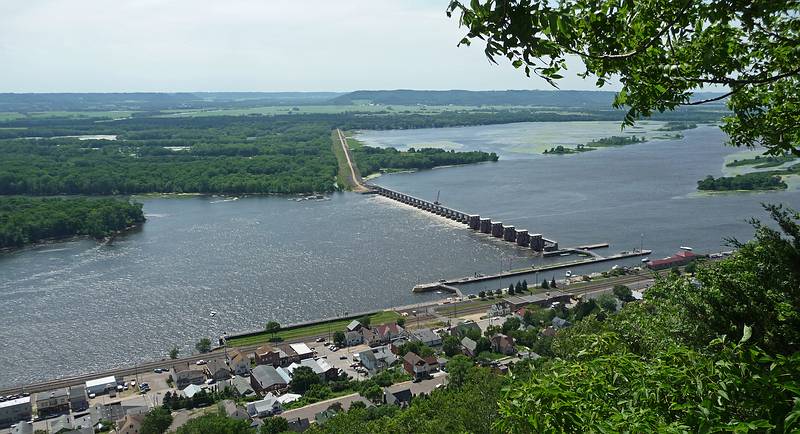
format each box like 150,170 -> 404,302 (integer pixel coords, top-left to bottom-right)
0,396 -> 30,409
85,375 -> 116,388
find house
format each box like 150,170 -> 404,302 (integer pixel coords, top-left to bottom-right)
402,352 -> 437,379
390,338 -> 409,355
205,358 -> 231,381
383,387 -> 412,408
229,375 -> 255,397
84,376 -> 117,396
250,365 -> 288,394
68,387 -> 88,413
449,321 -> 481,338
255,345 -> 281,366
285,417 -> 310,432
173,367 -> 206,389
647,250 -> 700,270
360,327 -> 380,347
374,323 -> 405,343
409,328 -> 442,347
541,326 -> 558,338
221,400 -> 249,420
289,343 -> 314,360
246,396 -> 282,417
0,397 -> 32,429
182,384 -> 206,399
10,421 -> 33,434
346,320 -> 363,332
490,334 -> 516,355
314,403 -> 343,425
228,349 -> 251,376
461,337 -> 477,357
358,345 -> 397,373
551,317 -> 571,329
116,414 -> 145,434
344,330 -> 363,346
424,355 -> 440,372
48,414 -> 93,434
503,291 -> 573,311
89,402 -> 147,425
35,388 -> 69,418
287,358 -> 337,382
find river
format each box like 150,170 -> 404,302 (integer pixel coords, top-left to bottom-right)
1,121 -> 798,388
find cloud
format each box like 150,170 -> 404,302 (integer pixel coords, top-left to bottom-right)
0,0 -> 613,92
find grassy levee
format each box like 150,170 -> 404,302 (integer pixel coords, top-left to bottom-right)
332,130 -> 356,190
226,310 -> 401,347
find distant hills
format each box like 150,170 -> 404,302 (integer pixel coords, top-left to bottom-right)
0,92 -> 342,112
0,89 -> 727,112
329,89 -> 620,107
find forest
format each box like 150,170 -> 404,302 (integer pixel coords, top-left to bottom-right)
697,172 -> 788,191
351,147 -> 498,176
0,197 -> 145,248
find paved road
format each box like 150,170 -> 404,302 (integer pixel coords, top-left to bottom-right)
278,372 -> 447,424
280,393 -> 370,422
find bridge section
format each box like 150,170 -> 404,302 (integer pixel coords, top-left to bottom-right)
368,185 -> 558,252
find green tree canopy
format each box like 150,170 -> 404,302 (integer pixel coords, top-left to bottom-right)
140,407 -> 173,434
195,338 -> 212,354
448,0 -> 800,155
290,366 -> 321,394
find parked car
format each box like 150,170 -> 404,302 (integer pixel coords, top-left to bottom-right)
153,368 -> 162,373
196,359 -> 207,365
315,337 -> 326,342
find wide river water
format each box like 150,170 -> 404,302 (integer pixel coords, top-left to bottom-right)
2,122 -> 798,388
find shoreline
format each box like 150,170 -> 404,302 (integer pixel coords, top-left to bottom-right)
0,222 -> 144,255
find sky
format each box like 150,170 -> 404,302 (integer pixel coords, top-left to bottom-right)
0,0 -> 608,93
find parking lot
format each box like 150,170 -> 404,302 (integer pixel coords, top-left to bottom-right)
308,341 -> 371,380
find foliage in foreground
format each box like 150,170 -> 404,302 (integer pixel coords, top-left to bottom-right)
0,196 -> 145,248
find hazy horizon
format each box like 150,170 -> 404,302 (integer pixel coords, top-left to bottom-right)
0,0 -> 617,93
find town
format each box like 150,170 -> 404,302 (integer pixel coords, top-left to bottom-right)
0,253 -> 708,434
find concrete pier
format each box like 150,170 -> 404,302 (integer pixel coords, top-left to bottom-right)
468,215 -> 480,230
480,219 -> 492,234
516,230 -> 529,246
491,222 -> 504,238
530,234 -> 544,251
503,226 -> 516,242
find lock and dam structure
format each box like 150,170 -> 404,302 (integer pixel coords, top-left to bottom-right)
367,185 -> 559,252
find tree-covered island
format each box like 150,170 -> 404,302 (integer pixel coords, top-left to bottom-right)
0,197 -> 145,249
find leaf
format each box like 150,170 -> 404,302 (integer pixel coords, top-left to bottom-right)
739,325 -> 752,344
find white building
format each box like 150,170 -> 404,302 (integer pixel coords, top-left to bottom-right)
288,343 -> 314,360
246,396 -> 282,418
85,376 -> 117,395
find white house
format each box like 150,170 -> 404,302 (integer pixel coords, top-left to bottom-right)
246,396 -> 282,418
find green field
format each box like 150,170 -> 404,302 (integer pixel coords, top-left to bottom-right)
0,110 -> 135,122
226,310 -> 401,347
